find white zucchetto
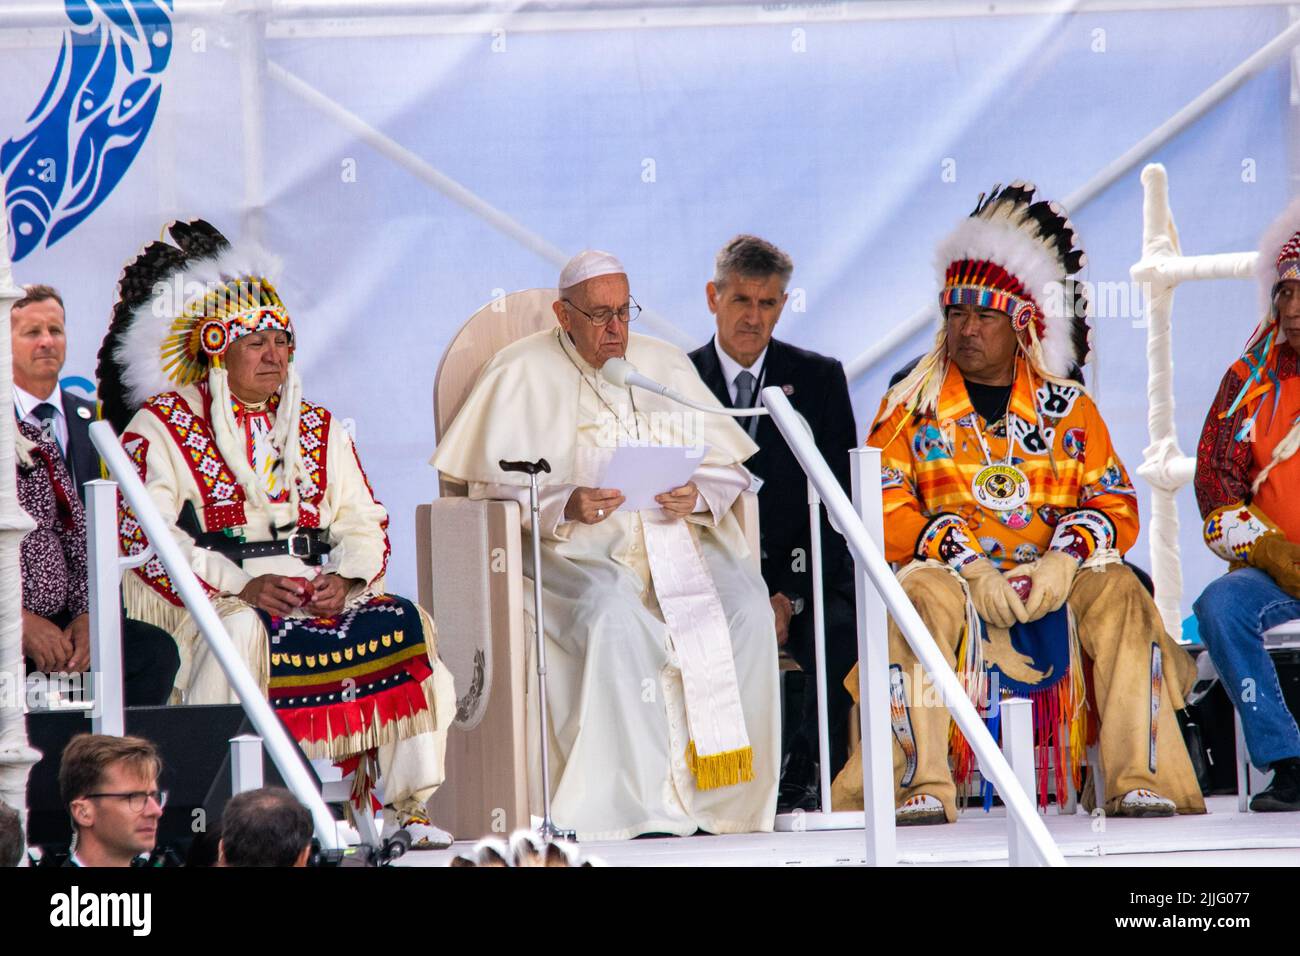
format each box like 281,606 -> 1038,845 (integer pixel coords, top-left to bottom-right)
558,250 -> 626,291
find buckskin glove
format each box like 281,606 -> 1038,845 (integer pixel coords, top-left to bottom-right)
959,556 -> 1030,629
1016,549 -> 1079,622
1250,534 -> 1300,599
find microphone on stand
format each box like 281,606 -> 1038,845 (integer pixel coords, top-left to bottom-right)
604,357 -> 836,529
599,358 -> 769,419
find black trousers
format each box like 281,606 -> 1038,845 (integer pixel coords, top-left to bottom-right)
784,586 -> 858,778
26,609 -> 180,707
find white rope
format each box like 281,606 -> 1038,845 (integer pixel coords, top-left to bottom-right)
0,214 -> 41,858
1129,163 -> 1258,639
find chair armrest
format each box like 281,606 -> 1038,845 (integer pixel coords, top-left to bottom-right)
415,498 -> 524,729
416,497 -> 531,836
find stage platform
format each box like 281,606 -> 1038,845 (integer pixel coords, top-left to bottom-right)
393,796 -> 1300,867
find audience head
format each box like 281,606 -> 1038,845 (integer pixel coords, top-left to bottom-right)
218,787 -> 312,867
9,284 -> 67,398
0,800 -> 24,867
553,250 -> 634,369
707,235 -> 792,368
449,829 -> 594,867
60,733 -> 163,867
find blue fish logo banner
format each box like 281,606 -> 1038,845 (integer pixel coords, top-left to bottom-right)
2,0 -> 173,261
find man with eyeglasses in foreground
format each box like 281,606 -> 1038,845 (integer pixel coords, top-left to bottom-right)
434,251 -> 780,840
59,734 -> 164,867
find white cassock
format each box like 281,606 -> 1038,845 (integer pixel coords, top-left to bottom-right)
433,328 -> 780,840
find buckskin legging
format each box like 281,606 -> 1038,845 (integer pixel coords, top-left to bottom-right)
832,562 -> 1205,820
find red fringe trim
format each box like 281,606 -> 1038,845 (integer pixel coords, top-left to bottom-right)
951,674 -> 1091,811
276,658 -> 432,749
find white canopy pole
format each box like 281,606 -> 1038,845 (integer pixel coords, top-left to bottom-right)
265,60 -> 692,348
846,17 -> 1300,384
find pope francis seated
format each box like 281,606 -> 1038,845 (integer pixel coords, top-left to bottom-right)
432,251 -> 780,840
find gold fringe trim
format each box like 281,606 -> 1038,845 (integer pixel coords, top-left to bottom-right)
685,740 -> 754,791
293,672 -> 440,763
268,640 -> 424,688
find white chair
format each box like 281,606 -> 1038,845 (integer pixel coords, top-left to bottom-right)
1232,619 -> 1300,811
414,289 -> 760,839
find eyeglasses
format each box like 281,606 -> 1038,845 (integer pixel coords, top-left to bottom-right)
83,790 -> 169,813
562,296 -> 641,326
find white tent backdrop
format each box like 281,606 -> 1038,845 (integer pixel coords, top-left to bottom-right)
1,0 -> 1293,628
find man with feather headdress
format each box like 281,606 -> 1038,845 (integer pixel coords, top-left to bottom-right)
1193,201 -> 1300,813
96,221 -> 456,847
832,184 -> 1204,824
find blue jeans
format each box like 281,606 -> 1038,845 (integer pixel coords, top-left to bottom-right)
1193,567 -> 1300,769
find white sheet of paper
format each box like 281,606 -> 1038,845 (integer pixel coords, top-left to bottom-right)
596,444 -> 709,512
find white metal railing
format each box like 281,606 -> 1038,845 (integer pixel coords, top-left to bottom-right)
761,386 -> 1066,867
772,449 -> 884,836
87,420 -> 342,851
605,359 -> 1062,863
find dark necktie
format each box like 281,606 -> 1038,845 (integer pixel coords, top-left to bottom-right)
734,370 -> 759,439
32,402 -> 59,447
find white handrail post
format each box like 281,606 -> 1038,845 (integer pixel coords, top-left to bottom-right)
89,421 -> 342,850
763,387 -> 1065,866
999,697 -> 1036,867
86,480 -> 126,736
806,478 -> 833,811
850,446 -> 896,866
230,734 -> 265,794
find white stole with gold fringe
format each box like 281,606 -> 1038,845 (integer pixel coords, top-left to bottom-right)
642,514 -> 753,790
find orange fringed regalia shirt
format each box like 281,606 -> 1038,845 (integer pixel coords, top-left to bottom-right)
1195,341 -> 1300,561
867,358 -> 1139,569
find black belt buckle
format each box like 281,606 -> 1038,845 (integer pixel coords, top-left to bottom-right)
288,532 -> 314,559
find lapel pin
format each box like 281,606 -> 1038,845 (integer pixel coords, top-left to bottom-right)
782,384 -> 795,396
76,406 -> 92,420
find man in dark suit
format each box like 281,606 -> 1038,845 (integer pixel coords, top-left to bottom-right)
688,236 -> 859,810
11,284 -> 178,705
10,285 -> 99,499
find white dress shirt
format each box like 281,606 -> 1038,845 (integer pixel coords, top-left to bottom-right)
14,383 -> 67,454
713,337 -> 767,406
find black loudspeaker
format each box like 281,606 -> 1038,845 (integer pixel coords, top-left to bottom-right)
24,705 -> 321,854
1184,647 -> 1300,794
